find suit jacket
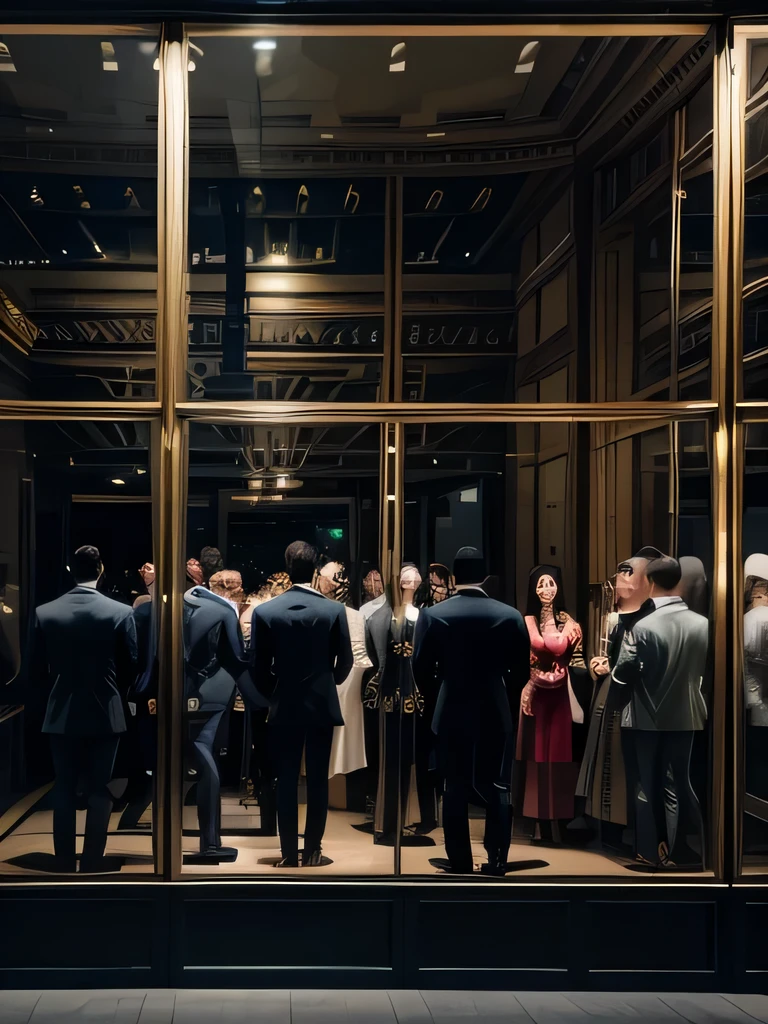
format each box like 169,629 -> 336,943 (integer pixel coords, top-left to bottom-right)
250,585 -> 354,728
412,588 -> 530,739
183,587 -> 266,713
613,596 -> 708,731
128,599 -> 156,707
35,586 -> 138,736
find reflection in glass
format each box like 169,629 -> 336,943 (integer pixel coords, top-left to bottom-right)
0,420 -> 154,876
743,423 -> 768,867
398,420 -> 712,876
0,34 -> 159,401
744,42 -> 768,398
181,422 -> 386,873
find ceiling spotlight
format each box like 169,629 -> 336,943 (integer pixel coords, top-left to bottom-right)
48,128 -> 54,133
390,41 -> 406,72
101,41 -> 118,72
111,478 -> 126,486
61,249 -> 68,255
254,40 -> 277,51
433,458 -> 438,465
465,252 -> 470,258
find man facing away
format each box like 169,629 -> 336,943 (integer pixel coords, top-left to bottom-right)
35,545 -> 138,873
412,550 -> 530,875
250,541 -> 353,867
613,554 -> 709,868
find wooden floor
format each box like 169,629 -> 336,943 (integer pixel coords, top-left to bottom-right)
1,992 -> 767,1023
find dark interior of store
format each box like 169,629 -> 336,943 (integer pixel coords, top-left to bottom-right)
1,25 -> 765,883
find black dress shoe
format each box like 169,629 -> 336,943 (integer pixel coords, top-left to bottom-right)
406,820 -> 438,836
429,857 -> 474,874
302,849 -> 333,867
184,846 -> 239,865
276,856 -> 299,868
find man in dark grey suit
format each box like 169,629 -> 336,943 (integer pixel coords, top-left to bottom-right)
613,555 -> 709,868
412,551 -> 530,875
35,545 -> 138,872
250,541 -> 353,867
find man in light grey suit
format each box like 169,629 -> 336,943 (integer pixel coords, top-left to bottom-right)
613,555 -> 708,869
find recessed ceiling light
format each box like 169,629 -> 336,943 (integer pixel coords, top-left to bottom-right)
427,132 -> 446,138
465,252 -> 470,257
254,40 -> 277,51
61,249 -> 67,254
111,478 -> 126,486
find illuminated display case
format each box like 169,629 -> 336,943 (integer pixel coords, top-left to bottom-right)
0,1 -> 766,993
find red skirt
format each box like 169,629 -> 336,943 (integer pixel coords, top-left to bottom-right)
515,683 -> 578,821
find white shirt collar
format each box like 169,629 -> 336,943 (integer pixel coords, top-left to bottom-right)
361,593 -> 387,617
78,580 -> 99,590
204,588 -> 239,615
653,595 -> 682,609
293,582 -> 318,594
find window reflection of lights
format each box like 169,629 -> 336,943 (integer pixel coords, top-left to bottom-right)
112,479 -> 126,486
390,41 -> 406,72
188,60 -> 196,72
425,190 -> 443,211
101,41 -> 118,72
515,40 -> 540,74
344,185 -> 360,214
0,41 -> 17,73
61,249 -> 68,255
321,133 -> 334,140
138,41 -> 157,55
124,186 -> 140,209
137,468 -> 147,475
427,132 -> 446,138
153,57 -> 160,71
254,40 -> 277,51
73,185 -> 90,210
296,184 -> 309,215
93,243 -> 103,254
465,252 -> 471,258
30,186 -> 43,206
470,186 -> 492,212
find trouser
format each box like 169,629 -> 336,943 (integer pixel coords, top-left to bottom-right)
251,708 -> 277,830
271,720 -> 334,860
118,716 -> 156,830
414,710 -> 438,827
438,733 -> 513,873
49,734 -> 120,872
188,710 -> 225,852
626,729 -> 704,864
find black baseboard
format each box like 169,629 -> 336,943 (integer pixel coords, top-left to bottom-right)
0,881 -> 766,992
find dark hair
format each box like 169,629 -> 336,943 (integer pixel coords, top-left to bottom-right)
634,546 -> 664,561
285,540 -> 319,584
525,564 -> 567,618
200,546 -> 224,583
646,555 -> 682,592
453,547 -> 486,586
73,545 -> 102,584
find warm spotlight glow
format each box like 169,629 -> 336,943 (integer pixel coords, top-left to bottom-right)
254,40 -> 277,51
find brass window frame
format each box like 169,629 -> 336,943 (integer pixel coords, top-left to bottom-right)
0,17 -> 738,886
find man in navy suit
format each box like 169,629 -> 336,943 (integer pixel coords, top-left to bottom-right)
35,545 -> 138,872
413,550 -> 530,875
250,541 -> 353,867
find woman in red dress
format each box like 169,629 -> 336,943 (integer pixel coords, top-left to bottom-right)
515,564 -> 584,838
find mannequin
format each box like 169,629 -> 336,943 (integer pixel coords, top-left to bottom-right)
515,565 -> 583,839
576,551 -> 657,831
316,560 -> 371,777
369,564 -> 435,846
614,555 -> 708,868
745,554 -> 768,803
359,569 -> 390,817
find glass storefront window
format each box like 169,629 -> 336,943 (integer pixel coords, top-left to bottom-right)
0,418 -> 155,876
0,32 -> 159,402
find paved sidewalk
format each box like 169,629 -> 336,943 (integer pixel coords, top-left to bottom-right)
1,991 -> 767,1023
